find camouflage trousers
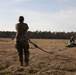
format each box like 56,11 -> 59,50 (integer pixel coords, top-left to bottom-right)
15,40 -> 29,64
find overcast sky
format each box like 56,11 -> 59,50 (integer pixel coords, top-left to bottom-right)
0,0 -> 76,32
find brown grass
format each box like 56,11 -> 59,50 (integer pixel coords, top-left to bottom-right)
0,38 -> 76,75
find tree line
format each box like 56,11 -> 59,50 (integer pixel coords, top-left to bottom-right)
0,31 -> 76,39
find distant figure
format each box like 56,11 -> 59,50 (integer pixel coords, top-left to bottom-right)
15,16 -> 29,66
69,36 -> 75,46
12,33 -> 16,40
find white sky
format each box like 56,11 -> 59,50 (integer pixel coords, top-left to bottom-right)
0,0 -> 76,32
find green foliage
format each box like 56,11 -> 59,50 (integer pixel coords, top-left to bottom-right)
0,31 -> 76,39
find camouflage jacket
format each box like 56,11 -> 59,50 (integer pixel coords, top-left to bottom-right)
15,23 -> 29,42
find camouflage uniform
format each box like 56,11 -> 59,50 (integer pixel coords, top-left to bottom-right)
15,22 -> 29,66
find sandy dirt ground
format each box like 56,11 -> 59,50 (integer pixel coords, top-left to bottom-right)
0,38 -> 76,75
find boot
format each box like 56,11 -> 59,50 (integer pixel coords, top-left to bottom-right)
25,62 -> 29,66
20,62 -> 23,66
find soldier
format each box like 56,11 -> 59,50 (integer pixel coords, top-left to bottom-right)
15,16 -> 29,66
69,36 -> 75,46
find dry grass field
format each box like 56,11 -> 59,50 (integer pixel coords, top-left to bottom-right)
0,38 -> 76,75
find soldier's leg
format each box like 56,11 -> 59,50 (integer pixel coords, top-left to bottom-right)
18,48 -> 23,66
24,44 -> 29,66
15,42 -> 23,66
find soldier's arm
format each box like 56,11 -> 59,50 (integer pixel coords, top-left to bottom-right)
25,24 -> 29,31
22,24 -> 29,32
